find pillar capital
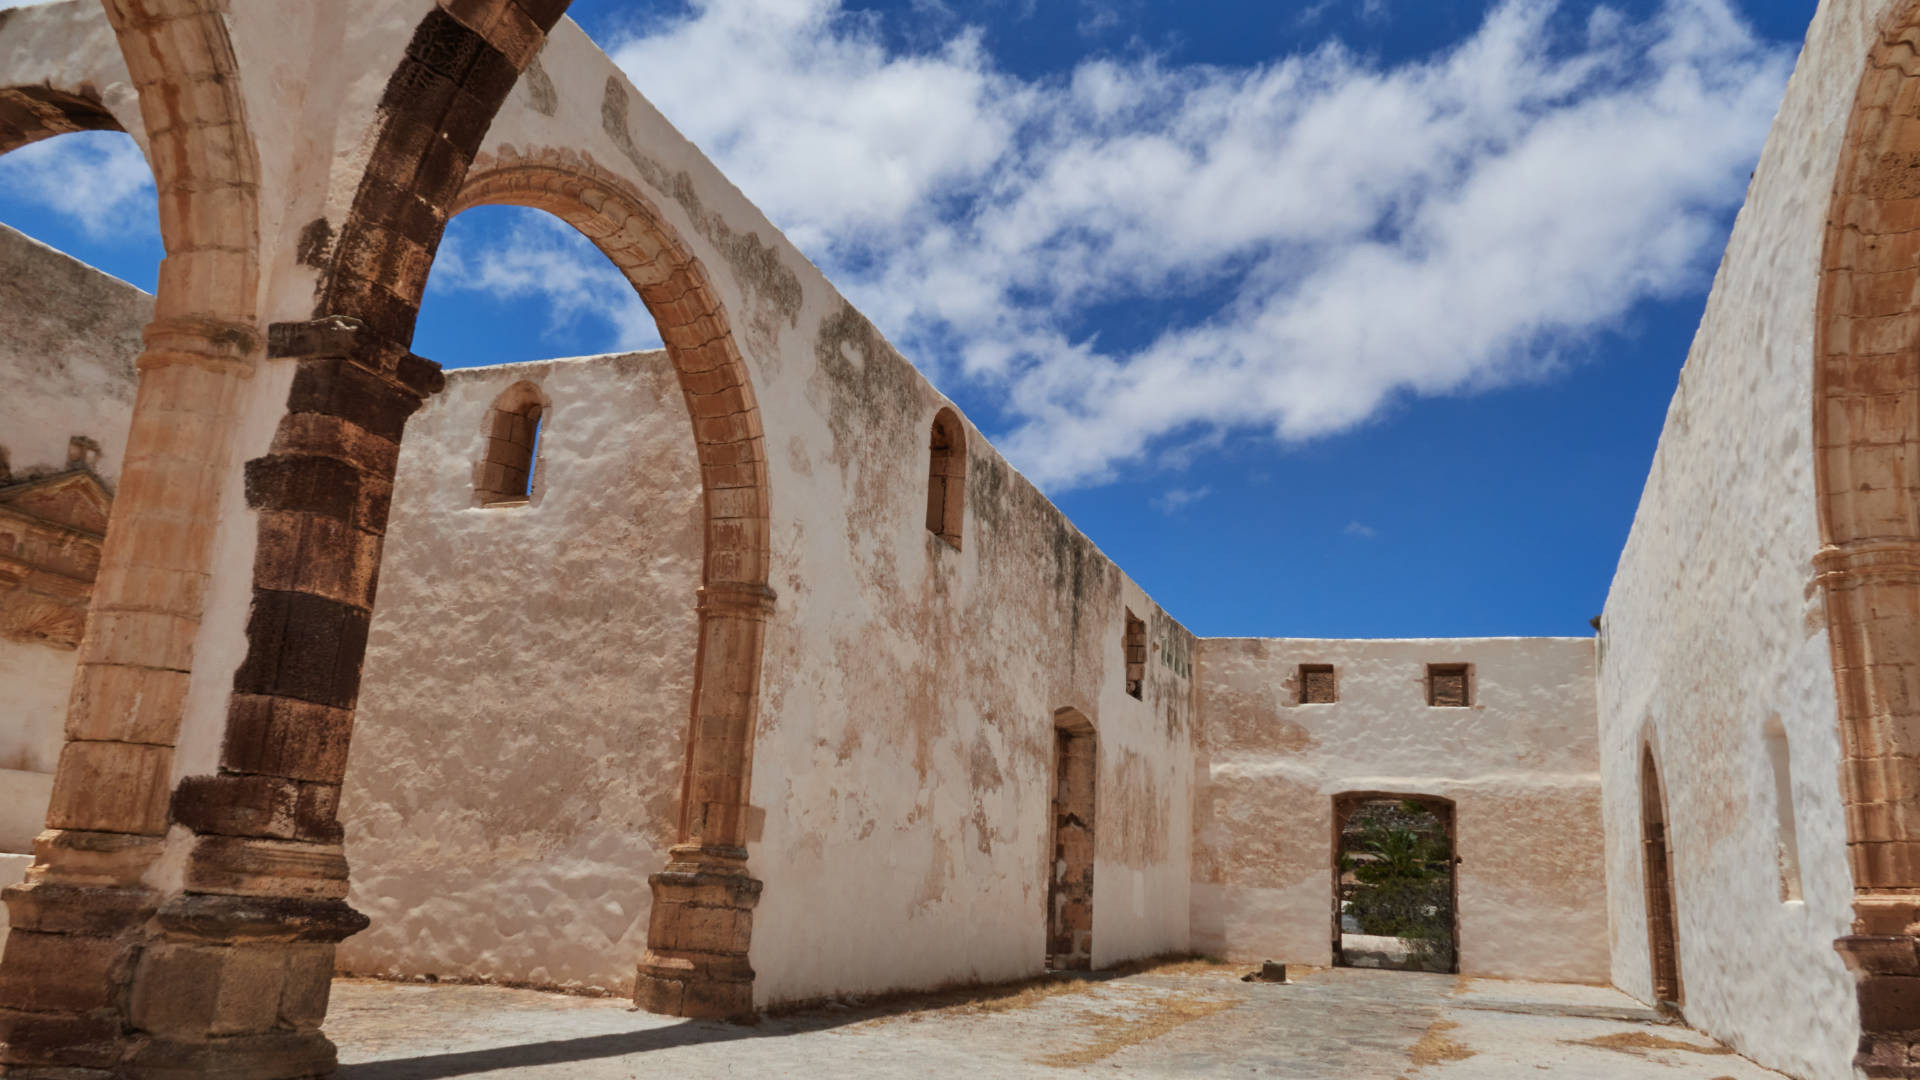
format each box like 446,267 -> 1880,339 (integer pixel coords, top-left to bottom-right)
1850,893 -> 1920,938
136,315 -> 261,376
1813,538 -> 1920,591
24,827 -> 166,889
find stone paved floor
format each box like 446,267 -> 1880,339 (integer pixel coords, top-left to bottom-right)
329,964 -> 1788,1079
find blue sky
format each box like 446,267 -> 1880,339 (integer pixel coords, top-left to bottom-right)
0,0 -> 1813,638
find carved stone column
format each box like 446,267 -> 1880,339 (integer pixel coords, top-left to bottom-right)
103,317 -> 440,1079
0,317 -> 256,1077
635,580 -> 773,1019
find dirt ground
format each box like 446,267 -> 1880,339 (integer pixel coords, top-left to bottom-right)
329,962 -> 1786,1078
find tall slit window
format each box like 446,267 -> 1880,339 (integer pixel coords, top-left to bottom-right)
1765,717 -> 1803,902
926,408 -> 966,550
475,381 -> 546,506
1123,610 -> 1146,700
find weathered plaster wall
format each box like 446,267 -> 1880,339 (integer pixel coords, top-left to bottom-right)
459,22 -> 1199,1007
0,638 -> 79,784
1192,637 -> 1606,985
0,646 -> 67,844
0,223 -> 145,858
338,353 -> 703,994
0,223 -> 144,487
336,343 -> 1198,1003
1594,2 -> 1886,1076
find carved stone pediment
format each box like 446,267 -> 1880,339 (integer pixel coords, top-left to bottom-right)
0,468 -> 111,649
0,470 -> 112,535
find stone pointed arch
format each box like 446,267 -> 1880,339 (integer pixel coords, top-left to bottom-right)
453,146 -> 775,1019
1813,2 -> 1920,1073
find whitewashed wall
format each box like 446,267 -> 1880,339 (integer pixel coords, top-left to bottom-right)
0,225 -> 143,489
1192,637 -> 1605,984
455,22 -> 1200,1007
1594,1 -> 1887,1076
339,343 -> 1198,1003
338,354 -> 702,993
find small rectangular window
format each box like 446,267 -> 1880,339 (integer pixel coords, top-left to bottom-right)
1427,664 -> 1470,707
1299,664 -> 1337,704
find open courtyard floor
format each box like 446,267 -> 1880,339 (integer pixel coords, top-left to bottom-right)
328,963 -> 1786,1079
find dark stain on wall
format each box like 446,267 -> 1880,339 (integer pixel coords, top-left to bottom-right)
600,76 -> 803,346
812,300 -> 921,469
967,450 -> 1008,534
523,53 -> 558,116
296,218 -> 334,268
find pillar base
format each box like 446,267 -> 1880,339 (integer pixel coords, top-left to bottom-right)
634,845 -> 762,1020
123,1030 -> 338,1080
0,880 -> 366,1079
1838,903 -> 1920,1079
0,877 -> 159,1074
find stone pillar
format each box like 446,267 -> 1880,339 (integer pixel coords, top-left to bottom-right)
1814,542 -> 1920,1078
105,316 -> 440,1078
634,580 -> 772,1020
0,316 -> 255,1076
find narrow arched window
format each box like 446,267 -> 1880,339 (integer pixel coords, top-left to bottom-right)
1123,610 -> 1146,700
926,408 -> 966,549
1764,717 -> 1803,902
475,381 -> 546,507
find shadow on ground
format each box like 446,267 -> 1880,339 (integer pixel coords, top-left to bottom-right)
333,965 -> 1159,1079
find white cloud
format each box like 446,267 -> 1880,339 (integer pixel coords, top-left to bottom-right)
607,0 -> 1018,258
1345,520 -> 1378,539
601,0 -> 1791,491
0,131 -> 154,241
1152,485 -> 1212,514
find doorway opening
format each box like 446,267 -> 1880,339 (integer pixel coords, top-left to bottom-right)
1333,793 -> 1457,973
1046,708 -> 1097,971
1640,746 -> 1683,1014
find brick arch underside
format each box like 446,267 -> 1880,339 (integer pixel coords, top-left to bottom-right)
1813,4 -> 1920,1075
452,149 -> 773,853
